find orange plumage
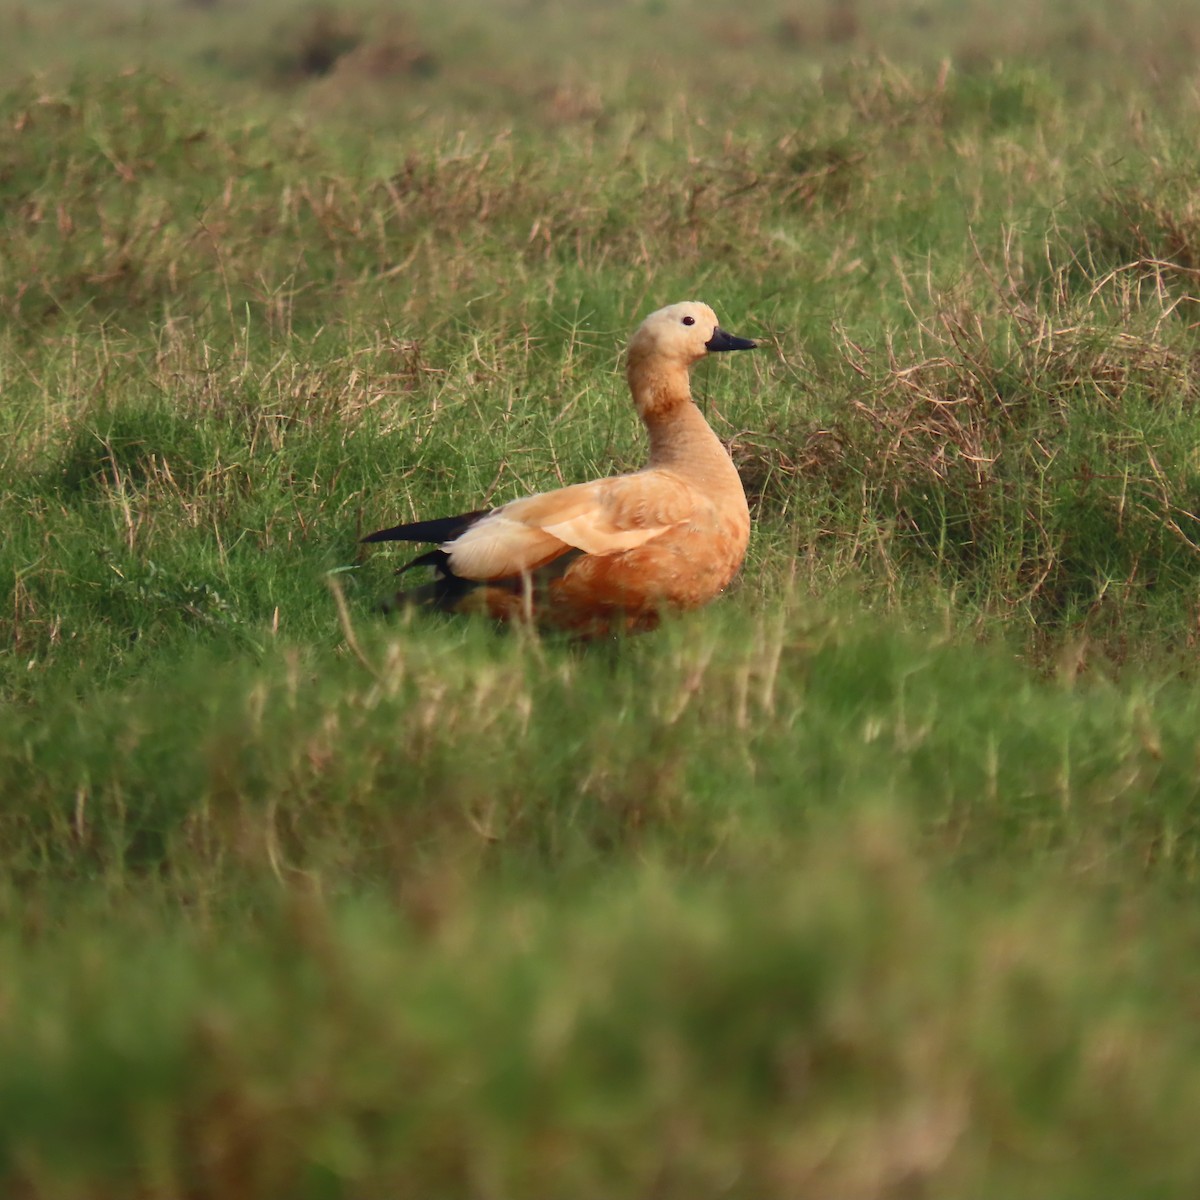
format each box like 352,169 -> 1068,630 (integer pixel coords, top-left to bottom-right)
362,301 -> 756,636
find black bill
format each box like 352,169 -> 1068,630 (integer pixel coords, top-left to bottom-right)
705,326 -> 757,352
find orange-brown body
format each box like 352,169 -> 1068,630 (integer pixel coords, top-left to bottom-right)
362,301 -> 756,637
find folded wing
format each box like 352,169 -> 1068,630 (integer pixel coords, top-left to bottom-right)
446,470 -> 695,581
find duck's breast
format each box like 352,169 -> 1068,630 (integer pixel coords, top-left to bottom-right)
553,501 -> 749,616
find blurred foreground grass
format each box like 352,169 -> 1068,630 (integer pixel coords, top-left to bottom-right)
3,0 -> 1200,1196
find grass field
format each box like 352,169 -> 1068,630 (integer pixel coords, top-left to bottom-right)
3,1 -> 1200,1196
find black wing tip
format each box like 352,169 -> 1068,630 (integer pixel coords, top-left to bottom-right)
361,525 -> 402,544
395,547 -> 448,577
361,508 -> 491,546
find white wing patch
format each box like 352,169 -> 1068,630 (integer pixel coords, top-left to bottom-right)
445,515 -> 563,580
539,513 -> 670,556
443,471 -> 696,581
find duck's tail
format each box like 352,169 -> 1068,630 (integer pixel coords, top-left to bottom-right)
361,508 -> 487,613
380,547 -> 485,615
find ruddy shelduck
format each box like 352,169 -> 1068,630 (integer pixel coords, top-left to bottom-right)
363,301 -> 757,636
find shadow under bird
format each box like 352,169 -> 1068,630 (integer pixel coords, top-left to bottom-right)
362,301 -> 757,637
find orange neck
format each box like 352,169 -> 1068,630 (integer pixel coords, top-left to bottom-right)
627,356 -> 738,483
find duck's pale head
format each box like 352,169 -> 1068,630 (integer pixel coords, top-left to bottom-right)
627,301 -> 756,371
625,301 -> 756,418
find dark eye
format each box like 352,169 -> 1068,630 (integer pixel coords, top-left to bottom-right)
682,316 -> 695,326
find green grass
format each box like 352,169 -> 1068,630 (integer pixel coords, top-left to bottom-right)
4,1 -> 1200,1196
